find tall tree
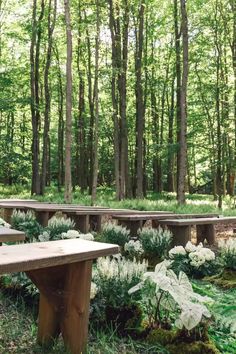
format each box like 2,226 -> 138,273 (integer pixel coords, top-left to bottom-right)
41,0 -> 57,194
64,0 -> 72,203
177,0 -> 188,204
91,0 -> 100,204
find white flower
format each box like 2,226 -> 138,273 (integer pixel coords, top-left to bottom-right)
219,238 -> 236,254
90,282 -> 98,299
38,231 -> 50,242
62,229 -> 80,239
185,241 -> 197,253
169,246 -> 186,259
124,240 -> 144,255
79,233 -> 94,241
200,248 -> 215,261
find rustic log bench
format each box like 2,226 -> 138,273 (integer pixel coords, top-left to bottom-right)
0,226 -> 25,245
0,239 -> 119,353
112,213 -> 220,238
158,216 -> 236,246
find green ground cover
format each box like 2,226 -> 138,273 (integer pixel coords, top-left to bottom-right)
0,186 -> 236,353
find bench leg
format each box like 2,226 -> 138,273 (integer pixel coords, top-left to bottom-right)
35,211 -> 50,227
27,260 -> 93,354
168,225 -> 191,247
90,215 -> 102,232
3,208 -> 13,223
118,220 -> 143,237
196,224 -> 215,245
71,215 -> 90,233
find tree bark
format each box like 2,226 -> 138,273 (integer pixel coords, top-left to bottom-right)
64,0 -> 73,203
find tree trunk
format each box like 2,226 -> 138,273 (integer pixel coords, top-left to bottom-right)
91,0 -> 100,205
64,0 -> 73,203
135,2 -> 145,198
177,0 -> 188,205
41,0 -> 57,195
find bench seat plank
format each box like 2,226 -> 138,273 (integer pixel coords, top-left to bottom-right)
0,227 -> 25,243
158,216 -> 236,226
0,238 -> 119,275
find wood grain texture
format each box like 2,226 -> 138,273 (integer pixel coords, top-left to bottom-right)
0,227 -> 25,242
0,238 -> 119,275
159,216 -> 236,226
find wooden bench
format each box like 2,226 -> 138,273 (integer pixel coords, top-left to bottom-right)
0,239 -> 119,353
0,226 -> 25,245
112,213 -> 220,238
158,216 -> 236,246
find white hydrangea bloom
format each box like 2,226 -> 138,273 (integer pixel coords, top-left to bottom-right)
185,241 -> 197,253
38,231 -> 50,242
189,250 -> 206,267
79,233 -> 94,241
169,245 -> 186,259
200,248 -> 215,261
62,229 -> 80,239
90,282 -> 98,299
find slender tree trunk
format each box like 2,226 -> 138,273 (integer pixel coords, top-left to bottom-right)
167,71 -> 175,192
135,2 -> 145,198
177,0 -> 188,205
41,0 -> 57,194
64,0 -> 72,203
91,0 -> 100,205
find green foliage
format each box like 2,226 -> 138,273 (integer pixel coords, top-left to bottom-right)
139,227 -> 172,259
218,238 -> 236,271
168,242 -> 220,278
45,215 -> 75,240
11,210 -> 41,241
101,223 -> 130,247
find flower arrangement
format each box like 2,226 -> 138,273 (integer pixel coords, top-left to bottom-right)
139,227 -> 173,261
101,222 -> 130,247
124,240 -> 144,260
45,215 -> 75,240
218,238 -> 236,271
93,255 -> 148,308
168,242 -> 217,278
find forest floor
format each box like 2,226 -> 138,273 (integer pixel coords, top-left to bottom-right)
0,185 -> 236,353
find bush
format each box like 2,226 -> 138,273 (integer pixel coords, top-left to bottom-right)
218,238 -> 236,271
11,210 -> 41,241
93,255 -> 148,308
139,227 -> 172,259
168,242 -> 219,278
124,240 -> 144,260
45,215 -> 75,240
101,223 -> 130,247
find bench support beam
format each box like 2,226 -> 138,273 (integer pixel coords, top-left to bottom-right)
196,224 -> 216,245
27,260 -> 92,354
118,220 -> 144,237
167,225 -> 191,246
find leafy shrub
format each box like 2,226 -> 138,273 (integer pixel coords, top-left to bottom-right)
129,260 -> 213,332
0,217 -> 10,228
93,255 -> 148,308
168,242 -> 218,278
45,216 -> 75,240
101,223 -> 130,247
11,210 -> 41,241
139,227 -> 172,259
124,240 -> 144,260
218,238 -> 236,271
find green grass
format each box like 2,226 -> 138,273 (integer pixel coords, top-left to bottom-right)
1,183 -> 236,216
0,292 -> 167,354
